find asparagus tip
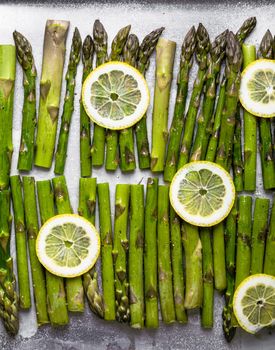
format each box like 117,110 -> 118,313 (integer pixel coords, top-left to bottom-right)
258,29 -> 273,59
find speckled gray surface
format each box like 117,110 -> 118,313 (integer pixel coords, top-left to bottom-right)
1,1 -> 275,349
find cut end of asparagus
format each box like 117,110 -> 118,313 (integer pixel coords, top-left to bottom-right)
236,16 -> 257,44
226,31 -> 242,73
13,31 -> 35,72
180,26 -> 197,63
258,29 -> 273,59
110,24 -> 131,61
195,23 -> 210,70
123,33 -> 139,66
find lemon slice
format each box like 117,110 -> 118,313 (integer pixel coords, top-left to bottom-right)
239,59 -> 275,118
36,214 -> 100,278
170,161 -> 235,227
82,61 -> 150,130
233,274 -> 275,334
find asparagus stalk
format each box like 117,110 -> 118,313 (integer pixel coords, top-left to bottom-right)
113,184 -> 130,322
78,178 -> 104,318
251,198 -> 269,275
119,34 -> 139,172
10,176 -> 31,309
105,25 -> 131,171
205,77 -> 226,162
151,38 -> 176,172
170,205 -> 187,323
37,180 -> 69,325
13,31 -> 36,171
144,177 -> 159,328
212,223 -> 227,291
216,31 -> 242,171
129,184 -> 145,328
135,27 -> 165,169
35,20 -> 69,168
190,30 -> 228,162
264,197 -> 275,275
97,182 -> 115,320
258,30 -> 275,190
222,199 -> 237,342
235,195 -> 252,288
54,28 -> 82,175
163,27 -> 196,181
232,105 -> 243,192
52,176 -> 84,313
0,46 -> 16,190
200,228 -> 214,328
182,222 -> 203,309
80,36 -> 94,177
0,190 -> 19,335
242,44 -> 257,191
178,24 -> 210,168
157,185 -> 175,323
91,20 -> 108,167
22,177 -> 48,325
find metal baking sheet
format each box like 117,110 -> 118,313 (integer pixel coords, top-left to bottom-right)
0,1 -> 275,349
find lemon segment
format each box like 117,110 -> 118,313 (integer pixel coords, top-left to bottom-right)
239,59 -> 275,118
170,161 -> 235,227
82,61 -> 150,130
36,214 -> 100,278
233,274 -> 275,334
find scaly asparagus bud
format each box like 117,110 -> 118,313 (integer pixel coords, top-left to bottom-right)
225,31 -> 242,75
236,16 -> 257,44
110,25 -> 131,61
93,19 -> 108,66
123,34 -> 139,66
258,29 -> 273,59
195,23 -> 210,70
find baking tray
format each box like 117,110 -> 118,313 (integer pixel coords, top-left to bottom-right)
0,1 -> 275,349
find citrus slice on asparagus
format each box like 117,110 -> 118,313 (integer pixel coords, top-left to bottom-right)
82,61 -> 150,130
239,59 -> 275,118
233,274 -> 275,334
36,214 -> 100,278
170,161 -> 235,227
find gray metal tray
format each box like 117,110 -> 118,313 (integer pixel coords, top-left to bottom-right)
0,1 -> 275,349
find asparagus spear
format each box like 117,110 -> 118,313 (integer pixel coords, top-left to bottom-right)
35,20 -> 69,168
242,44 -> 257,191
105,25 -> 131,171
232,105 -> 243,192
182,222 -> 203,309
0,190 -> 19,335
200,228 -> 214,328
97,182 -> 115,320
10,176 -> 31,309
135,27 -> 165,169
251,198 -> 269,275
236,17 -> 257,43
170,205 -> 187,323
258,30 -> 275,190
91,20 -> 108,167
52,176 -> 84,313
129,184 -> 145,328
144,177 -> 159,328
80,36 -> 94,177
212,222 -> 227,291
0,45 -> 16,190
222,199 -> 237,342
190,30 -> 228,162
178,24 -> 210,168
54,28 -> 82,175
78,178 -> 104,318
22,177 -> 48,325
13,31 -> 36,171
235,195 -> 252,288
119,34 -> 139,172
157,185 -> 175,323
164,27 -> 196,181
151,38 -> 176,172
37,180 -> 69,325
264,197 -> 275,275
113,184 -> 130,322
